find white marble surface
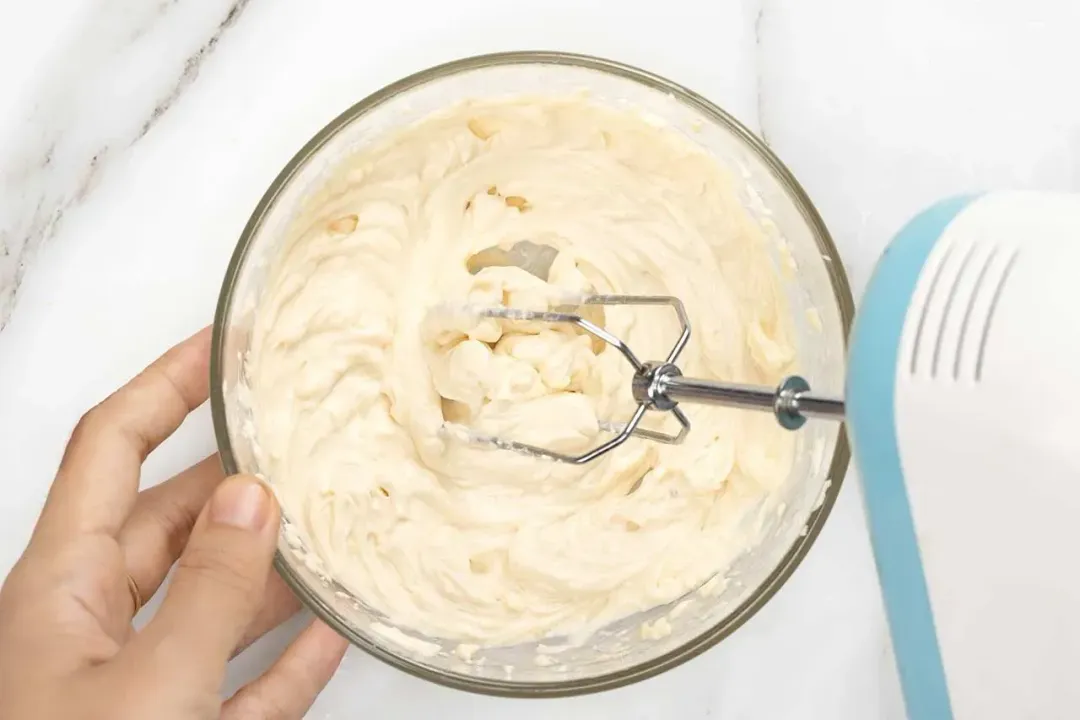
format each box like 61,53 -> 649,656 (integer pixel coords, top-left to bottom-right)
0,1 -> 1077,717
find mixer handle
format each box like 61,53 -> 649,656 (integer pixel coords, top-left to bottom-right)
632,362 -> 846,430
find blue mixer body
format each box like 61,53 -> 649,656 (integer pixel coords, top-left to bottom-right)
848,192 -> 1080,719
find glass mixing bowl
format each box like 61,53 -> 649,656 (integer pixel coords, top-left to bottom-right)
210,51 -> 854,697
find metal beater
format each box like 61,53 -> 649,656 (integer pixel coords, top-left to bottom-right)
460,293 -> 846,464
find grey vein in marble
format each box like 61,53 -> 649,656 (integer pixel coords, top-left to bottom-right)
0,0 -> 252,330
753,0 -> 769,145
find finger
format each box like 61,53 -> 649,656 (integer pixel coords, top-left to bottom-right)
127,475 -> 279,687
232,573 -> 302,658
37,326 -> 212,542
117,455 -> 224,610
223,620 -> 348,720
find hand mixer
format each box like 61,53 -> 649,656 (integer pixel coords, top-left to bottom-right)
461,192 -> 1080,720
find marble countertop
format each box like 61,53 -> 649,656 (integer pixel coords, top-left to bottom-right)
1,1 -> 1076,717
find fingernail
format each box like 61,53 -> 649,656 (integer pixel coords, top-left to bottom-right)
210,477 -> 271,531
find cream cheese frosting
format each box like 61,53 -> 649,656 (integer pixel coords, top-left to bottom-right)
248,97 -> 797,647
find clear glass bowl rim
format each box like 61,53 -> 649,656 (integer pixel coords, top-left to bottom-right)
209,50 -> 855,698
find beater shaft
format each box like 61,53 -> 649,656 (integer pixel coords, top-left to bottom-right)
634,362 -> 845,430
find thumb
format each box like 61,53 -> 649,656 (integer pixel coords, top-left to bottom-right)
132,474 -> 279,680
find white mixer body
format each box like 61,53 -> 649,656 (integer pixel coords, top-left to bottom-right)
847,191 -> 1080,719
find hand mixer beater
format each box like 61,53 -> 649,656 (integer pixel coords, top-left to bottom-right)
458,293 -> 846,464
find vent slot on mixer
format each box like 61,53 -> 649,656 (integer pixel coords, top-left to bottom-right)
906,239 -> 1020,383
973,249 -> 1019,381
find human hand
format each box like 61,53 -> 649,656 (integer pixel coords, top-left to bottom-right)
0,327 -> 348,719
